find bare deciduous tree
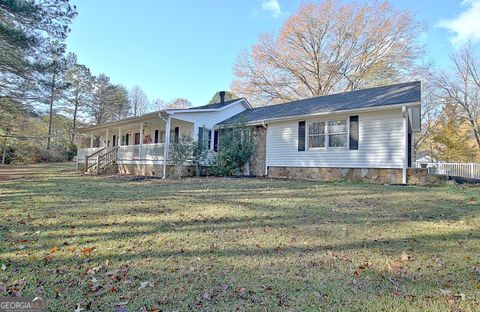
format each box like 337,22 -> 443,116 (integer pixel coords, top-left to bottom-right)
232,0 -> 423,106
166,98 -> 192,109
409,65 -> 443,160
437,45 -> 480,150
129,86 -> 149,116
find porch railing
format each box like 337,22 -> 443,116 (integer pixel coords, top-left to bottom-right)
85,147 -> 106,172
118,143 -> 165,161
420,162 -> 480,179
77,147 -> 103,163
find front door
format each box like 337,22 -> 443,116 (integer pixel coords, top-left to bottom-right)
134,133 -> 140,145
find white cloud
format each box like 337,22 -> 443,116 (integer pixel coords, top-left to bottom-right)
438,0 -> 480,46
261,0 -> 282,18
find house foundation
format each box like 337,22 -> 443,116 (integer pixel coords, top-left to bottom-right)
117,163 -> 195,177
267,166 -> 447,185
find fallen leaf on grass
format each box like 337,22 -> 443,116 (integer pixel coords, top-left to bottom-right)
387,261 -> 404,273
454,293 -> 467,301
49,247 -> 60,253
400,251 -> 414,261
7,282 -> 23,297
354,262 -> 371,277
139,281 -> 152,290
1,264 -> 6,271
81,247 -> 95,257
0,282 -> 6,293
235,287 -> 246,296
74,304 -> 82,312
86,266 -> 101,275
202,291 -> 211,300
433,257 -> 446,268
439,289 -> 452,296
56,268 -> 68,275
89,284 -> 102,293
471,266 -> 480,273
66,246 -> 76,252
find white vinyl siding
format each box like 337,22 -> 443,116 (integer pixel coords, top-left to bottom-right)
173,101 -> 248,139
266,108 -> 405,169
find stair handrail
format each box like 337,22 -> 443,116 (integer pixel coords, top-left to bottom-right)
85,147 -> 106,172
97,146 -> 119,174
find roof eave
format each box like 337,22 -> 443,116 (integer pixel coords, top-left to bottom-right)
171,98 -> 250,113
216,101 -> 421,127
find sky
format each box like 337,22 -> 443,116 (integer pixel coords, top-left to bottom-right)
66,0 -> 480,107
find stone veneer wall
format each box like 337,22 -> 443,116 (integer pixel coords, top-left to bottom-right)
268,166 -> 447,185
249,126 -> 267,176
117,163 -> 195,178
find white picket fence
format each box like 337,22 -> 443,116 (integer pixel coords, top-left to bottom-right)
418,162 -> 480,179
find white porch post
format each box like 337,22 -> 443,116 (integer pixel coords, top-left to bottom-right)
402,106 -> 408,184
139,122 -> 143,146
118,128 -> 122,146
105,128 -> 110,148
163,114 -> 171,179
76,135 -> 81,171
90,135 -> 94,148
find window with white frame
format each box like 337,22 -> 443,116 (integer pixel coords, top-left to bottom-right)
159,130 -> 176,143
328,120 -> 348,148
308,119 -> 348,149
202,129 -> 212,149
308,121 -> 326,148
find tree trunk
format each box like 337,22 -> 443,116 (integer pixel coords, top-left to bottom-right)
72,91 -> 79,141
471,118 -> 480,150
1,137 -> 7,164
47,60 -> 57,151
195,162 -> 200,177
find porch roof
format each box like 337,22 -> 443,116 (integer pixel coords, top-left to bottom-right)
78,111 -> 167,133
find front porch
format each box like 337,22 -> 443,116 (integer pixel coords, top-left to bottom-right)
76,113 -> 195,176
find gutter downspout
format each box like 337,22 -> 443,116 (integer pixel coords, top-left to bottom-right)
261,121 -> 268,177
402,106 -> 408,184
160,111 -> 172,179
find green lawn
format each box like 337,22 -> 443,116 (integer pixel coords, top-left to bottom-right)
0,163 -> 479,311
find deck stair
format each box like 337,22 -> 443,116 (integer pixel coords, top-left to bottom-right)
85,147 -> 119,175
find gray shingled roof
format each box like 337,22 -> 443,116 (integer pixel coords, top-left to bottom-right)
189,98 -> 242,110
217,81 -> 421,125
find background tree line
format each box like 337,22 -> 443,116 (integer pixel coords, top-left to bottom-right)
0,0 -> 199,164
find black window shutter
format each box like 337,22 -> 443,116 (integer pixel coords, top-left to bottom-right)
174,127 -> 179,143
112,135 -> 116,147
349,116 -> 359,150
198,127 -> 204,148
213,130 -> 219,152
154,130 -> 159,143
298,121 -> 306,151
125,133 -> 129,145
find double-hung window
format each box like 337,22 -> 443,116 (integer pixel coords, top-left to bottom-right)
327,120 -> 348,148
308,121 -> 326,148
308,119 -> 348,149
202,129 -> 212,150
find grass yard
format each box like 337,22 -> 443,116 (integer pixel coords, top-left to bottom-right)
0,163 -> 479,311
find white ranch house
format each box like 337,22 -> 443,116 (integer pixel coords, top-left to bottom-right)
77,82 -> 428,184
